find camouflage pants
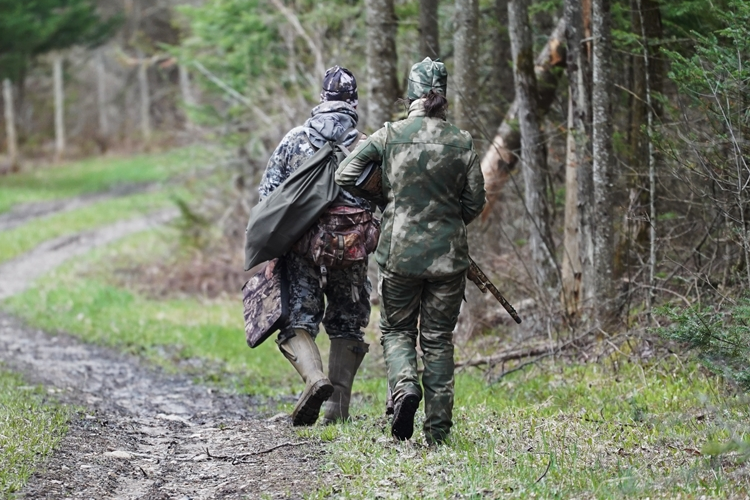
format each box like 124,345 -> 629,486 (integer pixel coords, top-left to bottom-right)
278,252 -> 371,343
378,266 -> 466,443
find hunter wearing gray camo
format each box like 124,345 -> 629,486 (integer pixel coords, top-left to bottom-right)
336,58 -> 486,444
258,66 -> 372,427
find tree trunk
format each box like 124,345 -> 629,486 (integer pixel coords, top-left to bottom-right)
366,0 -> 399,131
137,52 -> 152,144
592,0 -> 616,327
508,0 -> 557,289
419,0 -> 440,58
562,0 -> 593,319
96,50 -> 109,138
480,17 -> 566,216
489,0 -> 513,129
178,63 -> 196,131
2,79 -> 18,170
621,0 -> 663,286
453,0 -> 480,138
53,54 -> 65,161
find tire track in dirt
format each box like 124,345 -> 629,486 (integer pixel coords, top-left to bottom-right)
0,210 -> 324,499
0,182 -> 159,232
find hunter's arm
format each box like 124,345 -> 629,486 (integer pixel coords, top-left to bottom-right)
460,150 -> 487,224
335,127 -> 387,186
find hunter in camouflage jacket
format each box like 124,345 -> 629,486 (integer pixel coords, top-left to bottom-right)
335,98 -> 486,278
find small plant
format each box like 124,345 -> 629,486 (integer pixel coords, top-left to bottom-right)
656,297 -> 750,391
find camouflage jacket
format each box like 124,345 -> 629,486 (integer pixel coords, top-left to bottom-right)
258,101 -> 369,210
336,99 -> 486,277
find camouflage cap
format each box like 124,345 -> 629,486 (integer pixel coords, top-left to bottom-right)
406,57 -> 448,101
320,66 -> 358,108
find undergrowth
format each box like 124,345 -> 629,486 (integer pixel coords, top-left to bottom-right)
0,369 -> 70,498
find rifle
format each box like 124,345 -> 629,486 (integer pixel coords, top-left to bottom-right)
467,257 -> 522,324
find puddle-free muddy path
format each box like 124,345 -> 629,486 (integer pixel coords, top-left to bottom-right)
0,208 -> 323,499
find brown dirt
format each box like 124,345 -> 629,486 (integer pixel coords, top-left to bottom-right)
0,207 -> 325,499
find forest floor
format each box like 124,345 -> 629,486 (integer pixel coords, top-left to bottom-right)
1,150 -> 750,499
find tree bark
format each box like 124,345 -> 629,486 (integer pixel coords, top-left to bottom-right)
96,50 -> 109,138
508,0 -> 557,289
53,54 -> 65,161
178,63 -> 196,131
2,79 -> 18,169
592,0 -> 616,327
480,17 -> 566,216
137,52 -> 152,144
419,0 -> 440,58
621,0 -> 663,285
269,0 -> 326,81
454,0 -> 480,138
366,0 -> 399,131
489,0 -> 513,127
562,0 -> 593,318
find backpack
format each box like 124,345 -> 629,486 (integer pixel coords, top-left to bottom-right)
292,205 -> 380,287
243,131 -> 352,271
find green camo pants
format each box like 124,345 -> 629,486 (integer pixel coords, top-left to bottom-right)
378,266 -> 466,443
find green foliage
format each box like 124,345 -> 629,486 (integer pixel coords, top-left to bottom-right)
656,298 -> 750,391
0,189 -> 184,265
0,146 -> 209,214
0,370 -> 70,497
0,0 -> 120,81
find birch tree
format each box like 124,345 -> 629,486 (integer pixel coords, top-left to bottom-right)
592,0 -> 616,326
96,49 -> 109,138
453,0 -> 479,137
2,79 -> 18,169
508,0 -> 557,289
53,53 -> 65,160
137,52 -> 152,143
562,0 -> 593,318
366,0 -> 399,131
419,0 -> 440,58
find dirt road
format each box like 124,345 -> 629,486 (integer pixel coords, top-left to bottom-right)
0,199 -> 322,499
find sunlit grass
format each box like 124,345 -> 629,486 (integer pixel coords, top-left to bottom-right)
0,146 -> 213,214
0,369 -> 70,498
0,189 -> 186,264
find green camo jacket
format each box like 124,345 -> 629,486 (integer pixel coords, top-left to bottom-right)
336,99 -> 486,278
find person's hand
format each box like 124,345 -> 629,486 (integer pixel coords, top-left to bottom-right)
264,259 -> 278,279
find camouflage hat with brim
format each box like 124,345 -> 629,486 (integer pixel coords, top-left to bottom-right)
407,57 -> 448,101
320,66 -> 358,108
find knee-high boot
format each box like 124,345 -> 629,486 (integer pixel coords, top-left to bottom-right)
278,329 -> 334,426
322,338 -> 369,424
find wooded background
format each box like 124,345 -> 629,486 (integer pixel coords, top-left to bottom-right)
1,0 -> 748,379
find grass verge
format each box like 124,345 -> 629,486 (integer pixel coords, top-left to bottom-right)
0,188 -> 187,264
0,369 -> 70,498
2,231 -> 299,398
0,146 -> 212,214
3,230 -> 750,498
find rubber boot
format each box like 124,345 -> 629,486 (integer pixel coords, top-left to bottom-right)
322,338 -> 369,424
278,329 -> 334,426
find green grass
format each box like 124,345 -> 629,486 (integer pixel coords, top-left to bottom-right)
0,188 -> 186,264
3,229 -> 750,498
304,362 -> 750,499
0,369 -> 70,498
2,231 -> 299,398
0,146 -> 212,214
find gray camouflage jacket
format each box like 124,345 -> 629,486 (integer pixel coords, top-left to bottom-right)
258,101 -> 368,210
336,99 -> 486,277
